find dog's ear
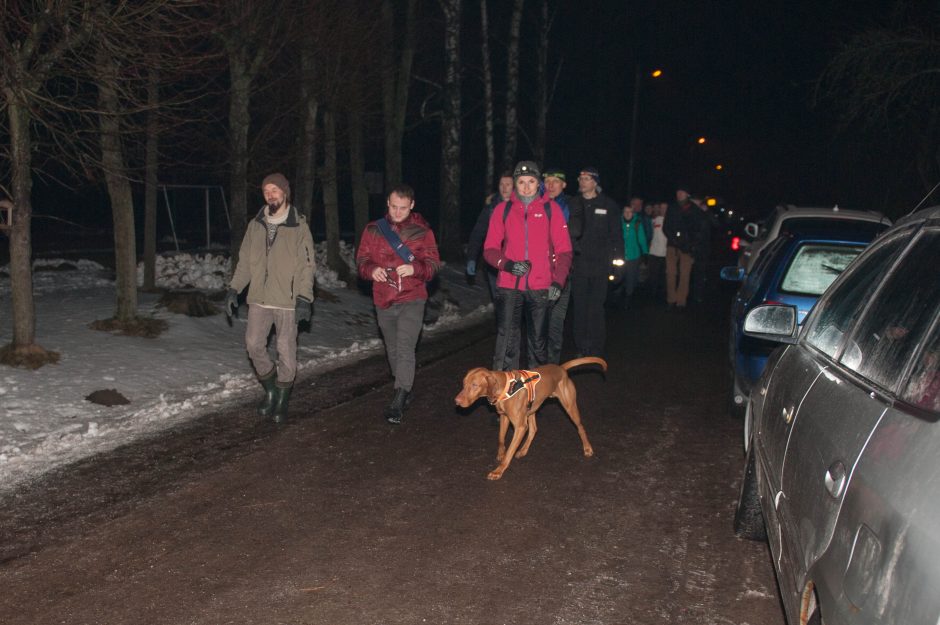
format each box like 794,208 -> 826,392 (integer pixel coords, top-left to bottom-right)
483,371 -> 502,402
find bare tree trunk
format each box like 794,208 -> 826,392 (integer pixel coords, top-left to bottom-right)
296,43 -> 319,221
96,49 -> 138,323
5,100 -> 38,350
347,107 -> 370,249
480,0 -> 495,195
534,0 -> 549,164
438,0 -> 462,260
382,0 -> 417,188
228,70 -> 251,267
143,67 -> 159,291
321,109 -> 350,282
501,0 -> 524,170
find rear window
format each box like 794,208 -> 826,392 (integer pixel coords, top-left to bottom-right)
779,218 -> 888,238
779,244 -> 865,296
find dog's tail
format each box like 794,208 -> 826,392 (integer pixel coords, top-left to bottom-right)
560,357 -> 607,372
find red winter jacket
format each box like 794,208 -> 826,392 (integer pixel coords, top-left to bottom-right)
483,193 -> 573,291
356,212 -> 441,309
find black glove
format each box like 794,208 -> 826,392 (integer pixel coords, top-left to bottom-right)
224,288 -> 239,318
295,296 -> 312,324
548,282 -> 562,302
503,260 -> 531,276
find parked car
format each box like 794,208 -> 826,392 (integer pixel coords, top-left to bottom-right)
733,205 -> 940,625
721,221 -> 888,415
737,204 -> 890,273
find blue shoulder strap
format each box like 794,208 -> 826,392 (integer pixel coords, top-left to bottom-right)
376,217 -> 415,263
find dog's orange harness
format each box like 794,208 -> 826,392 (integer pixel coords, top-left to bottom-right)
494,370 -> 542,406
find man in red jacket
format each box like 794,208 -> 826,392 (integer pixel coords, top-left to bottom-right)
483,161 -> 573,370
356,184 -> 440,424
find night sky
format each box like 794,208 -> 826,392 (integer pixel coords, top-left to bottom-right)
444,0 -> 935,223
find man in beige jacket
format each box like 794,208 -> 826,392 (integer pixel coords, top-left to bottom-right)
226,173 -> 316,422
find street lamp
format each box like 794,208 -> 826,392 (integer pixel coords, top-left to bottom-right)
627,67 -> 663,198
697,136 -> 706,144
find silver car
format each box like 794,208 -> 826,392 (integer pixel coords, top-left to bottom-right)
734,205 -> 940,625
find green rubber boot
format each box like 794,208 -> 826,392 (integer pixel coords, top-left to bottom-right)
257,368 -> 277,417
271,383 -> 293,423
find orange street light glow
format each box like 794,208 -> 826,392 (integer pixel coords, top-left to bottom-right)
715,164 -> 724,170
651,69 -> 663,78
697,137 -> 706,144
706,197 -> 717,207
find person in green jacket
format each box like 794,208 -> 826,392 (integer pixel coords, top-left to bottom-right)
609,202 -> 649,309
225,173 -> 316,423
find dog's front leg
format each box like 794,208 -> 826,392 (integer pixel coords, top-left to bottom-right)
496,412 -> 509,461
488,421 -> 527,480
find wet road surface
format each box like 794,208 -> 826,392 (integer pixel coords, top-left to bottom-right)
0,292 -> 784,625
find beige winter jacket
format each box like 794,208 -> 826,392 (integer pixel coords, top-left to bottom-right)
230,205 -> 315,308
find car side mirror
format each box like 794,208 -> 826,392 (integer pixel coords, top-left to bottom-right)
744,222 -> 759,238
743,304 -> 798,344
720,266 -> 745,281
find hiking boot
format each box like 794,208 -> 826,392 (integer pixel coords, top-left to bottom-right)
257,368 -> 277,417
384,388 -> 410,425
271,382 -> 293,423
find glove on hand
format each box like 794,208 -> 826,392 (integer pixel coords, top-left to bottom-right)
503,260 -> 531,276
295,296 -> 312,324
224,289 -> 239,318
548,282 -> 563,302
465,260 -> 476,276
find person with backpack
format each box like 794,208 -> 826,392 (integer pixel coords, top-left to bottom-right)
483,161 -> 572,370
609,202 -> 649,309
356,184 -> 441,424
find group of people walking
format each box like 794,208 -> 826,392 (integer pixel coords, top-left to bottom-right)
467,162 -> 714,373
224,164 -> 712,427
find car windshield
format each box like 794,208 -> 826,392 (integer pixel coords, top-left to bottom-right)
779,244 -> 865,296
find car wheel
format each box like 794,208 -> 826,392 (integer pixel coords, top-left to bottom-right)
733,444 -> 767,541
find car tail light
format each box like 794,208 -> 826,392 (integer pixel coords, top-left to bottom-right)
731,236 -> 740,251
763,299 -> 783,306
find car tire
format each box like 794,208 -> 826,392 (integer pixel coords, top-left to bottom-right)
733,445 -> 767,541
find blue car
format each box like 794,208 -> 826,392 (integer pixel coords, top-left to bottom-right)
721,221 -> 889,415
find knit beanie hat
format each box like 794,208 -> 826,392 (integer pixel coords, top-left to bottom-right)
579,167 -> 600,184
262,173 -> 290,199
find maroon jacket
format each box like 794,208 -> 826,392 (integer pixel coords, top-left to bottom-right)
483,192 -> 573,290
356,212 -> 441,309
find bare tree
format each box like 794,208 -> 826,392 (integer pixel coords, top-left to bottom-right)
214,0 -> 285,267
142,66 -> 160,291
818,20 -> 940,194
533,0 -> 562,164
500,0 -> 524,170
0,1 -> 96,366
382,0 -> 417,189
437,0 -> 462,260
480,0 -> 496,195
320,109 -> 352,283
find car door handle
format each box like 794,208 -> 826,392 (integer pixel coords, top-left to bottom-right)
825,461 -> 847,498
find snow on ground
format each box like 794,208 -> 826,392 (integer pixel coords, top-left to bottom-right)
0,246 -> 492,493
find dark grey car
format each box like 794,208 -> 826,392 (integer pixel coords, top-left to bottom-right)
734,205 -> 940,625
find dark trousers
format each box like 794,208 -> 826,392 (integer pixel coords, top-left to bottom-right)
493,287 -> 552,370
571,272 -> 608,357
532,280 -> 571,364
609,258 -> 641,307
646,254 -> 666,300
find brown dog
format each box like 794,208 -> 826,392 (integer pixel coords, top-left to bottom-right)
454,357 -> 607,480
